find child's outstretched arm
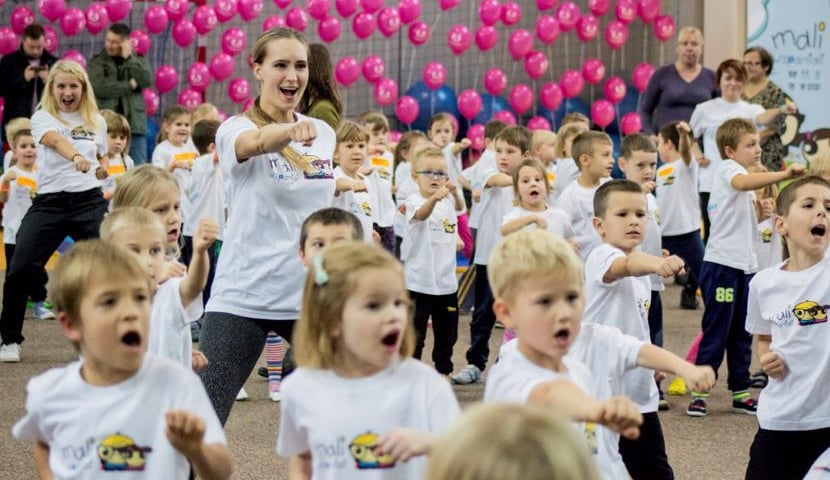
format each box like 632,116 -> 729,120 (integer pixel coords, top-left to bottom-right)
636,344 -> 716,393
34,441 -> 53,480
165,410 -> 233,480
180,218 -> 219,307
756,334 -> 786,378
451,138 -> 472,155
376,428 -> 437,462
0,168 -> 16,203
288,452 -> 312,480
484,172 -> 512,188
501,215 -> 547,236
676,122 -> 693,166
731,163 -> 805,191
602,252 -> 685,283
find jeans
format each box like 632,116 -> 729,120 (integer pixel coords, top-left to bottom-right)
130,133 -> 148,165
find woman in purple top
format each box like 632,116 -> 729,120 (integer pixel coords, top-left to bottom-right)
638,27 -> 719,135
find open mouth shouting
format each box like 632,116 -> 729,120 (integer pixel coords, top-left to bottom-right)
810,223 -> 827,239
120,330 -> 143,352
553,327 -> 571,348
381,329 -> 401,352
280,85 -> 299,102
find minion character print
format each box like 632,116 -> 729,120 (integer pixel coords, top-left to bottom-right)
442,218 -> 456,234
348,432 -> 396,470
360,201 -> 372,217
792,301 -> 830,326
760,228 -> 773,243
97,433 -> 152,471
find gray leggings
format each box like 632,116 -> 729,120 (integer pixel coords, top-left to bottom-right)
198,311 -> 295,426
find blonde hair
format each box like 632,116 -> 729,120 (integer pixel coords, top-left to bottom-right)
716,117 -> 757,160
157,105 -> 190,144
101,109 -> 131,153
111,165 -> 180,255
192,103 -> 220,124
38,60 -> 100,131
412,146 -> 445,171
512,158 -> 551,202
677,26 -> 704,46
5,117 -> 32,146
294,242 -> 414,369
531,130 -> 556,152
554,123 -> 588,159
335,120 -> 370,145
358,110 -> 390,133
808,156 -> 830,178
393,131 -> 426,167
488,229 -> 583,300
427,403 -> 599,480
572,131 -> 612,170
100,207 -> 166,244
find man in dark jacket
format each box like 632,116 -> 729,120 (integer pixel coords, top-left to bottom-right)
88,23 -> 153,164
0,24 -> 57,147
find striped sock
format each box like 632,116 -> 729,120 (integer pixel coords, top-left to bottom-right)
691,391 -> 710,400
266,333 -> 285,393
732,390 -> 750,402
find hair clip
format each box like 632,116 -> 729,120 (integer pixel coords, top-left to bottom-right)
312,253 -> 329,286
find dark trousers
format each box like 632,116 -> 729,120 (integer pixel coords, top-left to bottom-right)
410,291 -> 459,375
746,427 -> 830,480
4,243 -> 48,303
619,412 -> 674,480
699,192 -> 711,244
373,225 -> 396,255
662,229 -> 704,296
695,262 -> 753,392
466,264 -> 495,371
180,236 -> 222,309
0,189 -> 107,345
648,290 -> 663,347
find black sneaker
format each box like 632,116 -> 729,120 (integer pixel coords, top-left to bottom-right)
750,371 -> 768,388
680,288 -> 699,310
686,398 -> 707,417
257,366 -> 268,378
732,397 -> 758,415
675,272 -> 689,286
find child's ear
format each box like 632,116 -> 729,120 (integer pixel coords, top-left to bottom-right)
774,213 -> 787,237
578,153 -> 589,168
522,150 -> 531,158
59,312 -> 82,345
618,156 -> 628,170
208,142 -> 216,154
492,298 -> 516,329
723,145 -> 736,159
592,216 -> 605,236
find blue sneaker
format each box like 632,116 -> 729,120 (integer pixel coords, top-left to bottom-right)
33,302 -> 56,320
451,364 -> 482,385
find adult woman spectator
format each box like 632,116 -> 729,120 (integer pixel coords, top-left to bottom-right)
638,27 -> 718,135
742,46 -> 794,172
0,61 -> 109,362
299,43 -> 342,131
198,27 -> 336,425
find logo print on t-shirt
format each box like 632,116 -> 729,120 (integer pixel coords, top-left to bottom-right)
97,433 -> 152,471
442,219 -> 456,233
69,125 -> 95,142
792,300 -> 829,326
760,228 -> 773,243
348,432 -> 395,469
301,155 -> 334,180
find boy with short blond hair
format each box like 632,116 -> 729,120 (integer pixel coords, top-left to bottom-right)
531,130 -> 557,193
358,110 -> 397,253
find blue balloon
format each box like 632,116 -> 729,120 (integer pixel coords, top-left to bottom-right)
404,81 -> 459,132
618,85 -> 640,116
539,97 -> 591,131
473,93 -> 515,125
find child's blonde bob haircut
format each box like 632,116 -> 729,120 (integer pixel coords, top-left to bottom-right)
512,157 -> 551,201
111,164 -> 180,211
427,403 -> 599,480
412,145 -> 445,171
100,207 -> 167,244
293,241 -> 414,369
488,229 -> 583,301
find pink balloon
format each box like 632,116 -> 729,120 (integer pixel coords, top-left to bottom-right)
527,116 -> 551,131
507,29 -> 533,61
389,130 -> 402,143
39,0 -> 66,23
155,65 -> 179,94
105,0 -> 132,22
493,110 -> 517,125
395,95 -> 419,124
165,0 -> 189,21
60,8 -> 86,37
335,56 -> 360,86
193,5 -> 218,35
536,0 -> 557,11
61,50 -> 87,68
239,0 -> 264,20
590,99 -> 615,128
638,0 -> 660,24
408,22 -> 430,46
318,16 -> 341,42
555,2 -> 580,31
603,76 -> 626,103
209,53 -> 234,81
143,88 -> 160,116
362,55 -> 385,83
286,8 -> 309,31
467,124 -> 485,151
439,0 -> 460,11
215,0 -> 239,22
457,89 -> 483,120
581,58 -> 605,84
398,0 -> 420,23
242,97 -> 255,112
615,0 -> 637,23
621,112 -> 642,135
187,62 -> 211,91
361,0 -> 384,13
653,14 -> 676,42
274,0 -> 292,8
475,26 -> 498,51
501,2 -> 521,25
336,0 -> 358,17
539,82 -> 563,111
228,78 -> 251,103
478,0 -> 501,26
536,15 -> 560,45
308,0 -> 330,20
144,5 -> 169,34
178,88 -> 203,111
605,20 -> 629,49
422,62 -> 446,90
525,51 -> 549,79
0,28 -> 17,55
632,62 -> 655,92
42,26 -> 58,54
263,15 -> 286,30
352,12 -> 375,39
576,14 -> 599,42
86,3 -> 109,36
172,19 -> 197,47
221,28 -> 246,56
373,77 -> 398,106
447,24 -> 472,56
130,30 -> 151,56
509,84 -> 533,115
378,7 -> 401,37
559,70 -> 584,99
484,68 -> 507,96
11,6 -> 34,36
588,0 -> 610,16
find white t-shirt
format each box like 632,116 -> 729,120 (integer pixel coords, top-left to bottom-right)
152,141 -> 198,224
703,160 -> 759,272
102,153 -> 135,200
31,110 -> 106,194
442,143 -> 463,184
367,151 -> 395,228
277,359 -> 460,480
655,158 -> 701,236
554,157 -> 580,200
466,149 -> 496,229
472,170 -> 513,266
2,166 -> 37,244
332,166 -> 376,244
183,153 -> 226,239
745,255 -> 830,431
404,193 -> 460,295
644,193 -> 664,291
501,205 -> 574,240
393,161 -> 412,238
805,448 -> 830,480
149,277 -> 203,369
12,355 -> 226,480
3,150 -> 12,172
689,98 -> 764,193
584,243 -> 659,412
755,217 -> 783,271
557,180 -> 608,261
208,114 -> 336,320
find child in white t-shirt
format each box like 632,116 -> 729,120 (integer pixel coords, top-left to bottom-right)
464,120 -> 507,237
404,146 -> 465,377
501,157 -> 574,239
358,111 -> 397,253
393,131 -> 428,258
744,177 -> 830,480
277,242 -> 460,480
747,164 -> 782,270
2,117 -> 32,172
553,121 -> 590,199
100,110 -> 134,201
12,240 -> 232,480
152,106 -> 197,226
332,121 -> 379,245
531,130 -> 558,196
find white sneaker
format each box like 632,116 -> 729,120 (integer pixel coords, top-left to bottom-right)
269,390 -> 281,402
0,343 -> 21,362
33,302 -> 56,320
235,387 -> 249,401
